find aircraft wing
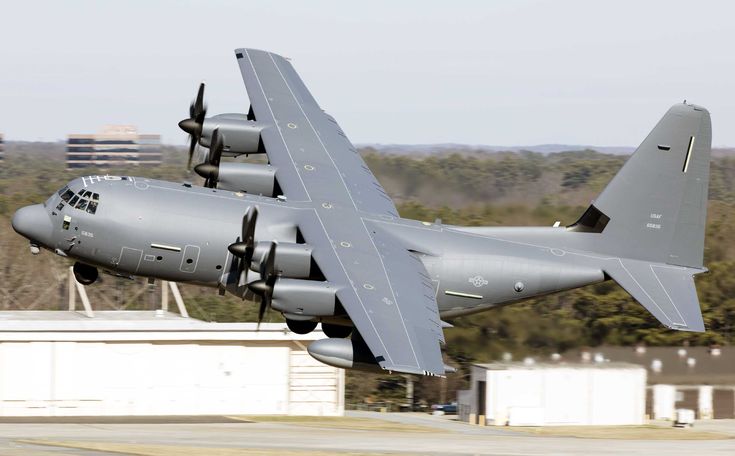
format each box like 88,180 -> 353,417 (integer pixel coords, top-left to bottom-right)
236,48 -> 444,376
235,48 -> 399,217
298,214 -> 446,376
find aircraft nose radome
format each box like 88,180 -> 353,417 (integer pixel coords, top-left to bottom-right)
11,204 -> 53,245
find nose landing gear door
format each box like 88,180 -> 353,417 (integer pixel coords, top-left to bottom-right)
179,245 -> 200,273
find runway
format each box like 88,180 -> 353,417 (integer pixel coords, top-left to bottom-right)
0,413 -> 733,456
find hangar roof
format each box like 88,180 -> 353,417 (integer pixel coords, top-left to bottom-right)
0,311 -> 325,342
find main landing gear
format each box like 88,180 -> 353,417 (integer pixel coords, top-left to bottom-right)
286,319 -> 318,335
284,320 -> 353,338
321,323 -> 353,338
73,262 -> 98,285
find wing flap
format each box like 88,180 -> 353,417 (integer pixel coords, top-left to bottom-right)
298,211 -> 445,376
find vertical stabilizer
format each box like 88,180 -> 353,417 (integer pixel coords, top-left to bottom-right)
572,103 -> 711,269
570,103 -> 711,332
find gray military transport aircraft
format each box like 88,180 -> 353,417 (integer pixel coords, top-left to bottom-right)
12,48 -> 711,377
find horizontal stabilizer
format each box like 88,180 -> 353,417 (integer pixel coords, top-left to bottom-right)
605,259 -> 705,332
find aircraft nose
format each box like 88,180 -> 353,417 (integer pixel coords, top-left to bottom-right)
12,204 -> 53,245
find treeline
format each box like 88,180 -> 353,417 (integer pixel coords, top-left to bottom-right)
1,144 -> 734,406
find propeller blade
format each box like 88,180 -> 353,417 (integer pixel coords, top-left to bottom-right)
227,207 -> 259,288
209,129 -> 224,166
193,82 -> 206,121
260,241 -> 277,284
187,134 -> 196,170
242,207 -> 258,260
179,82 -> 207,170
257,294 -> 269,327
202,128 -> 224,188
248,241 -> 278,328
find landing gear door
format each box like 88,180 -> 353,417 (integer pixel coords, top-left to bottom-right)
179,245 -> 200,273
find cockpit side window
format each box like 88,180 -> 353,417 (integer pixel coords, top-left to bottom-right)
77,199 -> 89,211
87,201 -> 98,214
68,195 -> 79,207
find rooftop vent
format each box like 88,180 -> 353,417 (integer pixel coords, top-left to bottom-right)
651,359 -> 663,373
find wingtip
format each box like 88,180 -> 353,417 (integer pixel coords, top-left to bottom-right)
234,48 -> 288,61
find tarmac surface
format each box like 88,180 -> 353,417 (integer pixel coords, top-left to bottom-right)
0,413 -> 732,455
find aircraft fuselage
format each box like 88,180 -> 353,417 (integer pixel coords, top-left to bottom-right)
15,174 -> 606,319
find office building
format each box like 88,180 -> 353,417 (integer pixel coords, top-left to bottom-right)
66,125 -> 161,168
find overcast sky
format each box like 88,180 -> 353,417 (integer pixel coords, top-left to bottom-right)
1,0 -> 733,146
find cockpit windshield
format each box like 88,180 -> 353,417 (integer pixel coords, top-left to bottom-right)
55,185 -> 100,214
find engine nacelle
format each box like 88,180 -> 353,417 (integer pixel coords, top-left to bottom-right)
269,279 -> 337,317
216,163 -> 277,196
251,242 -> 313,278
200,114 -> 265,156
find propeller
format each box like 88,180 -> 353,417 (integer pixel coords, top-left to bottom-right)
227,206 -> 259,287
194,128 -> 224,188
178,82 -> 207,170
248,241 -> 278,326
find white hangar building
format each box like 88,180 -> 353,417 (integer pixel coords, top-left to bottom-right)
458,362 -> 646,426
0,311 -> 344,417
